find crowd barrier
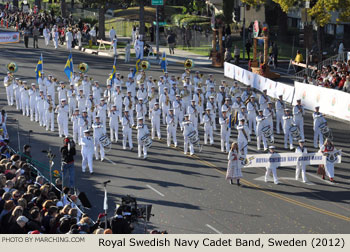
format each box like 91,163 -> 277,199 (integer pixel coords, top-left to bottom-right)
224,62 -> 350,122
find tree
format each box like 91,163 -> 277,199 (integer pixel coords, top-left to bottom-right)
222,0 -> 235,25
61,0 -> 67,18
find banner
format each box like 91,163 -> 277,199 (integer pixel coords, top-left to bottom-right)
243,69 -> 256,87
0,32 -> 20,44
275,82 -> 295,104
294,81 -> 350,121
224,62 -> 234,79
234,65 -> 245,83
242,152 -> 341,168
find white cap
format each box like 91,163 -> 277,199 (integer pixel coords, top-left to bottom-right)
137,117 -> 144,121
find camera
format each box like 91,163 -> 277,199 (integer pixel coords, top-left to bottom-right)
116,195 -> 153,223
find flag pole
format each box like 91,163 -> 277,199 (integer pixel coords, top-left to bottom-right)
41,53 -> 44,73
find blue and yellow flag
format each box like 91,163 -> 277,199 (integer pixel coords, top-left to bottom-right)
64,53 -> 74,81
108,56 -> 117,82
132,54 -> 141,78
160,52 -> 167,72
35,53 -> 43,81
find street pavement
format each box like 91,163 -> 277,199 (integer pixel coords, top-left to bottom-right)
1,34 -> 350,234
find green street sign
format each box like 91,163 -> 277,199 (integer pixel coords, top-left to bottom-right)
153,21 -> 167,26
152,0 -> 163,5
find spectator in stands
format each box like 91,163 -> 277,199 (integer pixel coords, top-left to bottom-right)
343,76 -> 350,93
295,50 -> 304,72
60,137 -> 76,192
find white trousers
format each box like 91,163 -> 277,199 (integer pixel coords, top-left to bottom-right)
94,140 -> 105,160
152,120 -> 161,139
296,164 -> 307,182
276,112 -> 283,134
57,118 -> 68,137
46,112 -> 54,131
6,86 -> 14,106
82,152 -> 93,173
110,123 -> 119,142
221,129 -> 230,152
204,125 -> 213,145
123,128 -> 133,149
184,136 -> 194,155
314,129 -> 324,148
265,167 -> 279,184
167,125 -> 177,147
138,140 -> 147,158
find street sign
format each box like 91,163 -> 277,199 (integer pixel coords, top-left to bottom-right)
153,21 -> 167,26
152,0 -> 163,5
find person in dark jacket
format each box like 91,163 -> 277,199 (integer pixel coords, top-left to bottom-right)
110,207 -> 133,234
60,138 -> 76,191
26,209 -> 43,233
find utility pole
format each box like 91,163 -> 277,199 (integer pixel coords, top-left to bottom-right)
242,3 -> 246,61
156,5 -> 160,60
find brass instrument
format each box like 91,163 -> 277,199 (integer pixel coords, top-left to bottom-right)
140,60 -> 150,71
177,76 -> 181,81
91,99 -> 95,112
78,62 -> 89,73
165,94 -> 169,106
200,73 -> 204,78
4,75 -> 13,87
75,79 -> 82,88
198,82 -> 202,88
89,77 -> 94,82
48,100 -> 53,113
181,89 -> 189,99
137,73 -> 146,85
198,94 -> 202,106
53,77 -> 58,82
184,59 -> 194,69
7,62 -> 18,73
128,96 -> 132,109
148,92 -> 155,101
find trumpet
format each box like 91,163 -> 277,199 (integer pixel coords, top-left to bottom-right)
78,62 -> 89,73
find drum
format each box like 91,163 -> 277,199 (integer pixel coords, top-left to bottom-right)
99,135 -> 111,147
289,125 -> 300,140
261,125 -> 272,139
187,131 -> 199,145
141,135 -> 152,148
319,122 -> 329,134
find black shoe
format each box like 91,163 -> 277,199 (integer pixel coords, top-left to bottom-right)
230,179 -> 233,185
237,180 -> 241,186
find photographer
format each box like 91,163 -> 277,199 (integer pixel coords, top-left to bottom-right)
110,207 -> 133,234
60,138 -> 76,192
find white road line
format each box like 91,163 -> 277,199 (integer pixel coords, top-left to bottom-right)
205,224 -> 222,234
105,157 -> 117,165
146,184 -> 165,197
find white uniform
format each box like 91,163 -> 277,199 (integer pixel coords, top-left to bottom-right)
202,113 -> 214,145
181,88 -> 191,109
56,104 -> 69,137
295,145 -> 308,182
188,104 -> 199,132
4,76 -> 14,106
166,113 -> 177,147
283,114 -> 294,149
81,135 -> 94,173
159,93 -> 171,125
247,101 -> 258,136
52,28 -> 59,49
43,28 -> 50,46
103,88 -> 113,109
182,120 -> 195,155
169,86 -> 178,102
67,88 -> 77,117
148,91 -> 158,119
46,80 -> 56,104
237,123 -> 250,156
293,104 -> 305,140
57,87 -> 67,103
122,114 -> 134,149
109,109 -> 120,142
92,122 -> 105,161
71,114 -> 80,144
96,103 -> 108,130
241,90 -> 256,103
36,95 -> 46,127
77,94 -> 86,113
44,99 -> 55,131
265,151 -> 279,184
82,80 -> 91,97
263,107 -> 275,142
256,115 -> 268,151
136,102 -> 147,121
229,85 -> 241,99
13,81 -> 21,110
136,88 -> 147,102
113,90 -> 124,115
206,100 -> 217,131
173,99 -> 184,130
38,76 -> 47,95
259,94 -> 270,111
313,112 -> 326,148
193,92 -> 204,122
137,124 -> 149,158
216,91 -> 227,116
92,86 -> 102,103
78,115 -> 91,144
151,107 -> 161,139
126,81 -> 136,97
28,88 -> 38,121
320,145 -> 337,179
123,96 -> 135,120
85,98 -> 96,123
275,99 -> 285,134
219,115 -> 230,152
66,31 -> 73,50
20,86 -> 30,116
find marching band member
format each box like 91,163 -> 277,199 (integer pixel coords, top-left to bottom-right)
169,75 -> 179,87
56,99 -> 69,137
136,98 -> 147,121
151,102 -> 161,140
96,98 -> 108,131
109,105 -> 120,143
82,75 -> 91,96
44,94 -> 55,131
28,83 -> 38,122
46,75 -> 56,105
124,91 -> 135,123
181,84 -> 191,110
112,85 -> 124,116
92,81 -> 102,103
173,94 -> 184,131
71,109 -> 80,144
38,72 -> 47,96
205,86 -> 216,101
81,130 -> 94,174
166,108 -> 177,147
241,85 -> 255,103
313,106 -> 327,148
159,87 -> 171,125
275,94 -> 285,134
188,100 -> 199,133
137,117 -> 150,159
146,76 -> 154,93
113,73 -> 124,88
92,116 -> 105,161
229,81 -> 241,99
163,72 -> 170,85
265,146 -> 279,184
263,102 -> 275,143
157,76 -> 166,95
182,114 -> 195,156
126,76 -> 136,97
202,108 -> 214,145
148,86 -> 158,120
237,118 -> 250,156
122,110 -> 134,150
183,77 -> 193,92
4,71 -> 15,106
216,86 -> 227,117
56,81 -> 66,102
137,83 -> 148,102
79,111 -> 91,144
36,90 -> 46,127
295,140 -> 308,183
52,26 -> 59,49
127,68 -> 134,80
206,96 -> 217,131
232,96 -> 243,114
238,105 -> 249,127
13,78 -> 21,110
205,74 -> 215,92
86,94 -> 96,123
256,109 -> 268,151
293,98 -> 305,140
219,109 -> 230,153
77,89 -> 86,113
193,88 -> 204,123
43,26 -> 50,46
20,81 -> 30,117
226,142 -> 243,185
221,98 -> 231,116
282,108 -> 294,150
320,139 -> 337,182
67,83 -> 77,118
169,82 -> 178,102
259,89 -> 270,111
182,68 -> 192,82
103,83 -> 113,109
246,95 -> 259,137
193,71 -> 204,91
